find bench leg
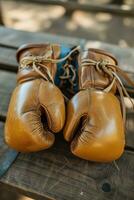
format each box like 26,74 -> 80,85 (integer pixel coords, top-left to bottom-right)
64,0 -> 79,17
110,0 -> 124,5
0,2 -> 4,25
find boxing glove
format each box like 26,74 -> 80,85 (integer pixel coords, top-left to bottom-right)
5,43 -> 66,152
64,48 -> 134,162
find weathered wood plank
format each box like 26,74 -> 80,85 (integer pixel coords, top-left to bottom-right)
126,112 -> 134,150
0,47 -> 17,72
0,28 -> 133,78
0,184 -> 20,200
0,120 -> 134,200
0,122 -> 18,178
0,70 -> 16,117
0,26 -> 134,74
0,182 -> 51,200
0,26 -> 86,48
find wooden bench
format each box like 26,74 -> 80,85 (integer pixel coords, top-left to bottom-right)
0,26 -> 134,200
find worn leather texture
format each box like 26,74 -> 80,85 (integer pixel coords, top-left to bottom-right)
5,44 -> 66,152
79,48 -> 117,92
64,49 -> 125,162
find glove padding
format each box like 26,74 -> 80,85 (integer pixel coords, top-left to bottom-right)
64,90 -> 124,162
64,48 -> 126,162
5,44 -> 65,152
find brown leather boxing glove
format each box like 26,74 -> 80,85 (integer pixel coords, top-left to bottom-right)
5,44 -> 66,152
64,48 -> 134,162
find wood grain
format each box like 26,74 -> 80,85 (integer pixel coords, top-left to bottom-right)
0,47 -> 17,72
0,70 -> 16,117
0,26 -> 86,48
0,26 -> 134,73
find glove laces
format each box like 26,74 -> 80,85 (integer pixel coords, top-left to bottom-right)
59,60 -> 77,90
20,46 -> 80,85
81,58 -> 134,124
59,46 -> 80,94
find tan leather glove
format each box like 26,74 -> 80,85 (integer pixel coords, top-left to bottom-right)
64,48 -> 134,162
5,44 -> 65,152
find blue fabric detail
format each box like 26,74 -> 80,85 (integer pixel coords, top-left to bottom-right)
71,54 -> 79,93
55,45 -> 79,95
55,45 -> 71,87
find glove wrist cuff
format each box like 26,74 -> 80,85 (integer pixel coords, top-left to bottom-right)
16,43 -> 61,84
78,48 -> 117,92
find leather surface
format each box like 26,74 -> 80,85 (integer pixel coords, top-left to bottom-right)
5,44 -> 65,152
78,48 -> 117,92
64,48 -> 125,162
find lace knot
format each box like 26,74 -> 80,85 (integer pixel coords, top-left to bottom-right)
97,60 -> 109,67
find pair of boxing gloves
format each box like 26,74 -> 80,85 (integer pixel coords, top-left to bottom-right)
5,43 -> 134,162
